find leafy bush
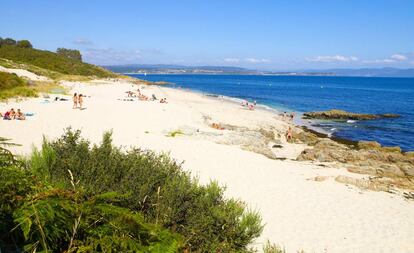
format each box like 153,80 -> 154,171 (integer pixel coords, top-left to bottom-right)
28,129 -> 263,252
16,40 -> 33,49
0,167 -> 181,252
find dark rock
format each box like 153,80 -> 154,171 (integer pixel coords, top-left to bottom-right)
302,109 -> 400,120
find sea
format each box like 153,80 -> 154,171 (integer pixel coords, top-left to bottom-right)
128,74 -> 414,151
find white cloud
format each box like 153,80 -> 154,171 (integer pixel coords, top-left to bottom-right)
245,58 -> 271,63
390,54 -> 407,61
306,55 -> 358,62
224,58 -> 240,63
73,38 -> 93,45
82,48 -> 142,65
363,59 -> 396,64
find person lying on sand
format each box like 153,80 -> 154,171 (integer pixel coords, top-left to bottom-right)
160,98 -> 168,103
138,94 -> 149,101
248,104 -> 255,110
16,109 -> 26,120
211,123 -> 225,130
55,97 -> 69,101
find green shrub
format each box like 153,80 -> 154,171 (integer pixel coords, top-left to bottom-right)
57,48 -> 82,61
16,40 -> 33,49
31,129 -> 263,252
0,71 -> 38,100
0,71 -> 26,89
263,241 -> 286,253
1,153 -> 181,252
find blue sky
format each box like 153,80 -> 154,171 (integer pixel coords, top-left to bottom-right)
1,0 -> 413,70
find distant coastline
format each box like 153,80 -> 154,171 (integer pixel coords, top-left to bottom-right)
105,64 -> 414,78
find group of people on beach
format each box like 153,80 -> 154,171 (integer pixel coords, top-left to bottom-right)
241,100 -> 256,110
282,111 -> 295,122
126,88 -> 168,103
1,108 -> 26,120
72,93 -> 84,109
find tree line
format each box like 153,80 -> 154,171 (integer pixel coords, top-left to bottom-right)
0,37 -> 82,62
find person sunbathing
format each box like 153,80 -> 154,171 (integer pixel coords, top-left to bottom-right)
139,94 -> 149,101
3,109 -> 15,120
16,109 -> 26,120
3,111 -> 11,120
160,98 -> 168,103
211,123 -> 224,130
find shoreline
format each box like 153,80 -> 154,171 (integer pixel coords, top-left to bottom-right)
128,73 -> 414,152
159,82 -> 410,153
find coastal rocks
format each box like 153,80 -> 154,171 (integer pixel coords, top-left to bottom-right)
292,130 -> 320,145
298,138 -> 414,190
302,109 -> 400,120
334,175 -> 391,192
212,125 -> 280,160
357,141 -> 382,150
405,152 -> 414,159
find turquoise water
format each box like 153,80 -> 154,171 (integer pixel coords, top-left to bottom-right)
129,74 -> 414,151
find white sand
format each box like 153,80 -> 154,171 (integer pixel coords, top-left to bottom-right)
0,65 -> 50,81
1,80 -> 413,253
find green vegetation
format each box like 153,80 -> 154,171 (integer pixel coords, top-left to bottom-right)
0,72 -> 37,100
16,40 -> 33,49
57,48 -> 82,61
0,37 -> 17,46
0,45 -> 115,78
0,129 -> 263,252
167,129 -> 184,137
0,37 -> 116,78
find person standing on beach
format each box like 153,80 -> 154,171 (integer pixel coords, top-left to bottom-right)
73,93 -> 78,109
78,94 -> 83,109
286,126 -> 293,142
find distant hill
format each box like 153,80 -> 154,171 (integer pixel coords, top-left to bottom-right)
105,64 -> 414,78
104,64 -> 258,74
0,44 -> 115,78
0,37 -> 118,99
309,68 -> 414,78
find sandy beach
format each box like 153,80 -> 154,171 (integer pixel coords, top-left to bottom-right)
1,79 -> 414,253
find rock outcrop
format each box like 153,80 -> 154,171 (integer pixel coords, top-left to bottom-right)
302,109 -> 400,120
297,138 -> 414,190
